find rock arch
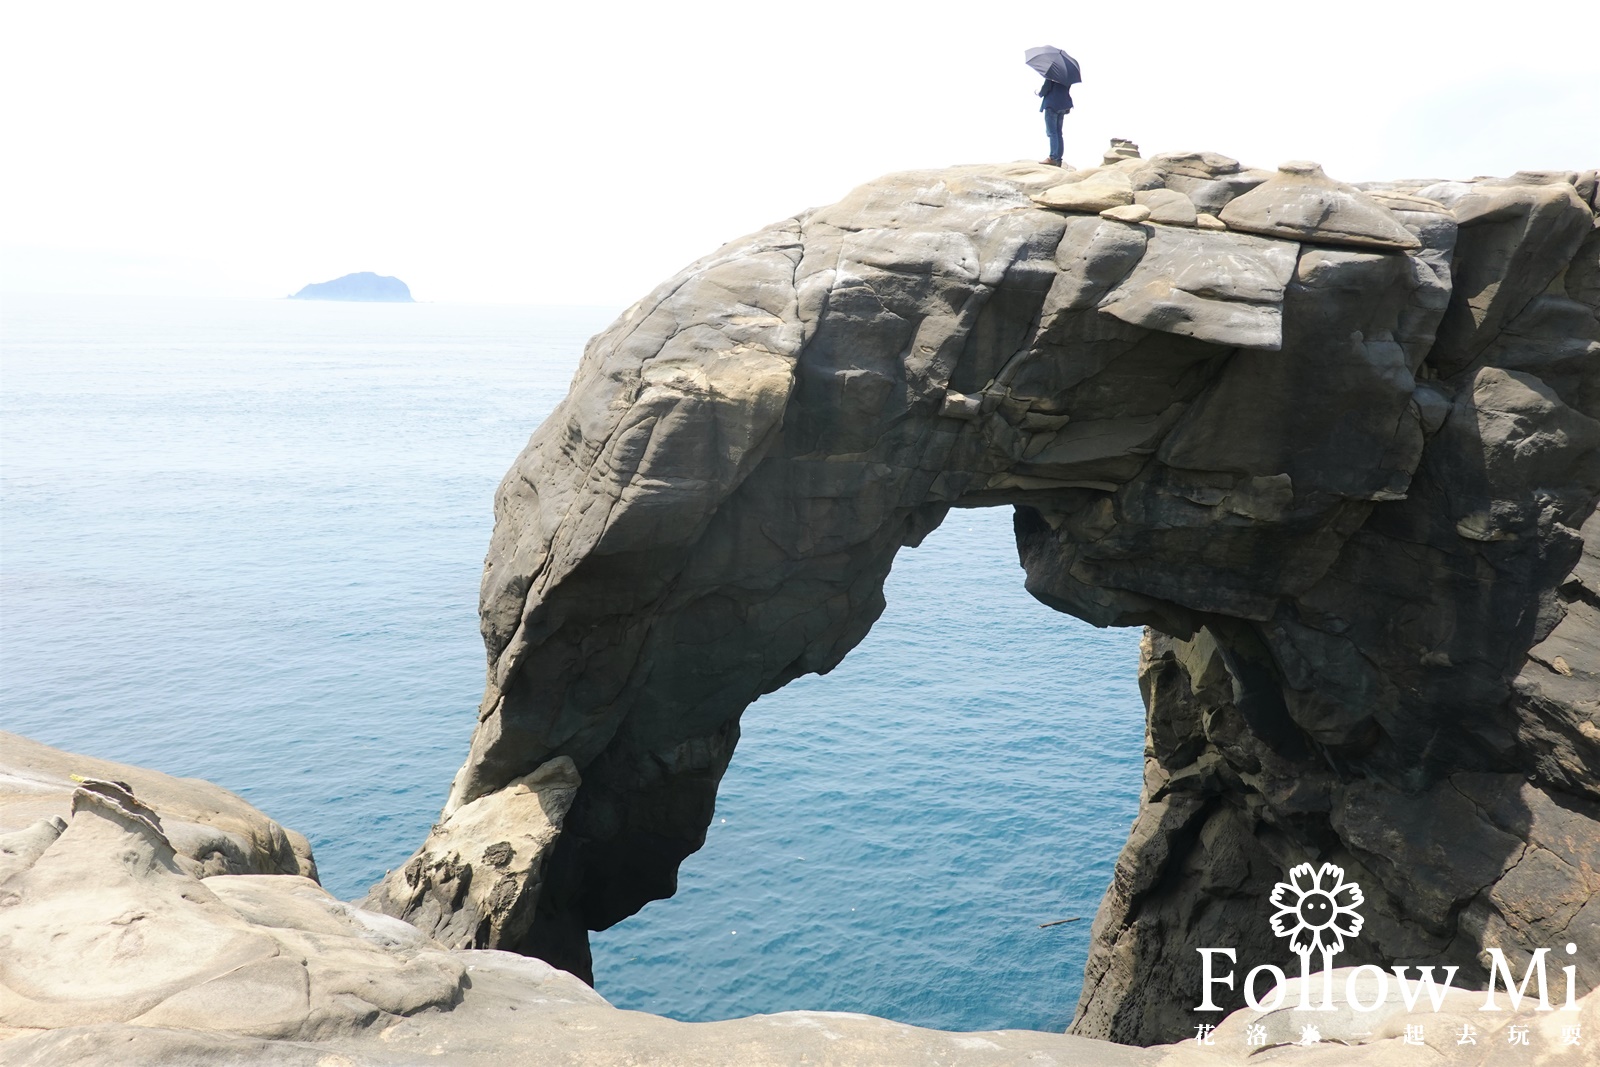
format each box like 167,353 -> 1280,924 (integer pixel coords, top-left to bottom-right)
369,156 -> 1600,1044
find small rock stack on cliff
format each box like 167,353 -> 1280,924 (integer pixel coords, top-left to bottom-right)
366,152 -> 1599,1045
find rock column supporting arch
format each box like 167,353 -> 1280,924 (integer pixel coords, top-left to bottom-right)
368,157 -> 1600,1044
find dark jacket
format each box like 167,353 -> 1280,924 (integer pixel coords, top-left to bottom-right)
1038,78 -> 1073,112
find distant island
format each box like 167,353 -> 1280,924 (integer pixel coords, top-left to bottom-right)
290,272 -> 413,302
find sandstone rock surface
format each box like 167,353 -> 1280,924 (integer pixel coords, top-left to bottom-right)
0,730 -> 315,881
1218,161 -> 1423,250
6,738 -> 1594,1064
1101,203 -> 1152,224
371,153 -> 1600,1048
361,755 -> 579,951
1135,188 -> 1198,227
1034,167 -> 1136,211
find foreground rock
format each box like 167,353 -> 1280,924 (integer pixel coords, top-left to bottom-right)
0,748 -> 1148,1064
376,154 -> 1600,1045
6,739 -> 1594,1064
0,730 -> 314,881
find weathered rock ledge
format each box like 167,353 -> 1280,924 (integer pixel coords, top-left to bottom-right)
0,731 -> 315,882
365,153 -> 1600,1046
5,734 -> 1594,1064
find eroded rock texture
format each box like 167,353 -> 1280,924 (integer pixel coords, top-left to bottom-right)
376,155 -> 1600,1044
7,736 -> 1597,1063
0,730 -> 316,882
0,740 -> 1163,1065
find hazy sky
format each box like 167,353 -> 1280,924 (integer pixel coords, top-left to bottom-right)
2,1 -> 1594,306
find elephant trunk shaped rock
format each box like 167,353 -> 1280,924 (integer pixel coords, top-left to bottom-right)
372,156 -> 1600,1044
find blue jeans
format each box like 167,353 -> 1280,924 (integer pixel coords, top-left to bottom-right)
1044,109 -> 1066,161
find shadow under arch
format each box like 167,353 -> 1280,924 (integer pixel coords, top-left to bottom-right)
368,160 -> 1600,1045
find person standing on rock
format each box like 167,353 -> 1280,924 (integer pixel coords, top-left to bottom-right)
1038,79 -> 1072,165
1024,45 -> 1081,167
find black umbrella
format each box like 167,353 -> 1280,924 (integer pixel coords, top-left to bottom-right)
1024,45 -> 1080,86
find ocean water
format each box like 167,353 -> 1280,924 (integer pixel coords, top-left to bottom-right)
0,292 -> 1146,1033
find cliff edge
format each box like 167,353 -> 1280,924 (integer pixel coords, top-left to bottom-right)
364,154 -> 1600,1045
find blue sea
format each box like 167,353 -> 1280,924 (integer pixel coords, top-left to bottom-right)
0,293 -> 1146,1033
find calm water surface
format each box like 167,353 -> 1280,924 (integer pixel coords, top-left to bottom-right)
0,292 -> 1145,1032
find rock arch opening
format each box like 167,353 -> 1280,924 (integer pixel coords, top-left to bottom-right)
585,506 -> 1146,1031
368,157 -> 1600,1046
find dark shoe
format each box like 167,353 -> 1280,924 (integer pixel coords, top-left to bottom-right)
1039,157 -> 1062,166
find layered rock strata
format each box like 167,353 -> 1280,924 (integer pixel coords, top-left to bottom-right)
372,155 -> 1600,1044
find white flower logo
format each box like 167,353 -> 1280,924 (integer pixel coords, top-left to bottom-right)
1269,862 -> 1364,959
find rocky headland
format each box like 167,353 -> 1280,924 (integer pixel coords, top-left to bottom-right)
3,151 -> 1598,1064
290,271 -> 414,302
363,152 -> 1600,1044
